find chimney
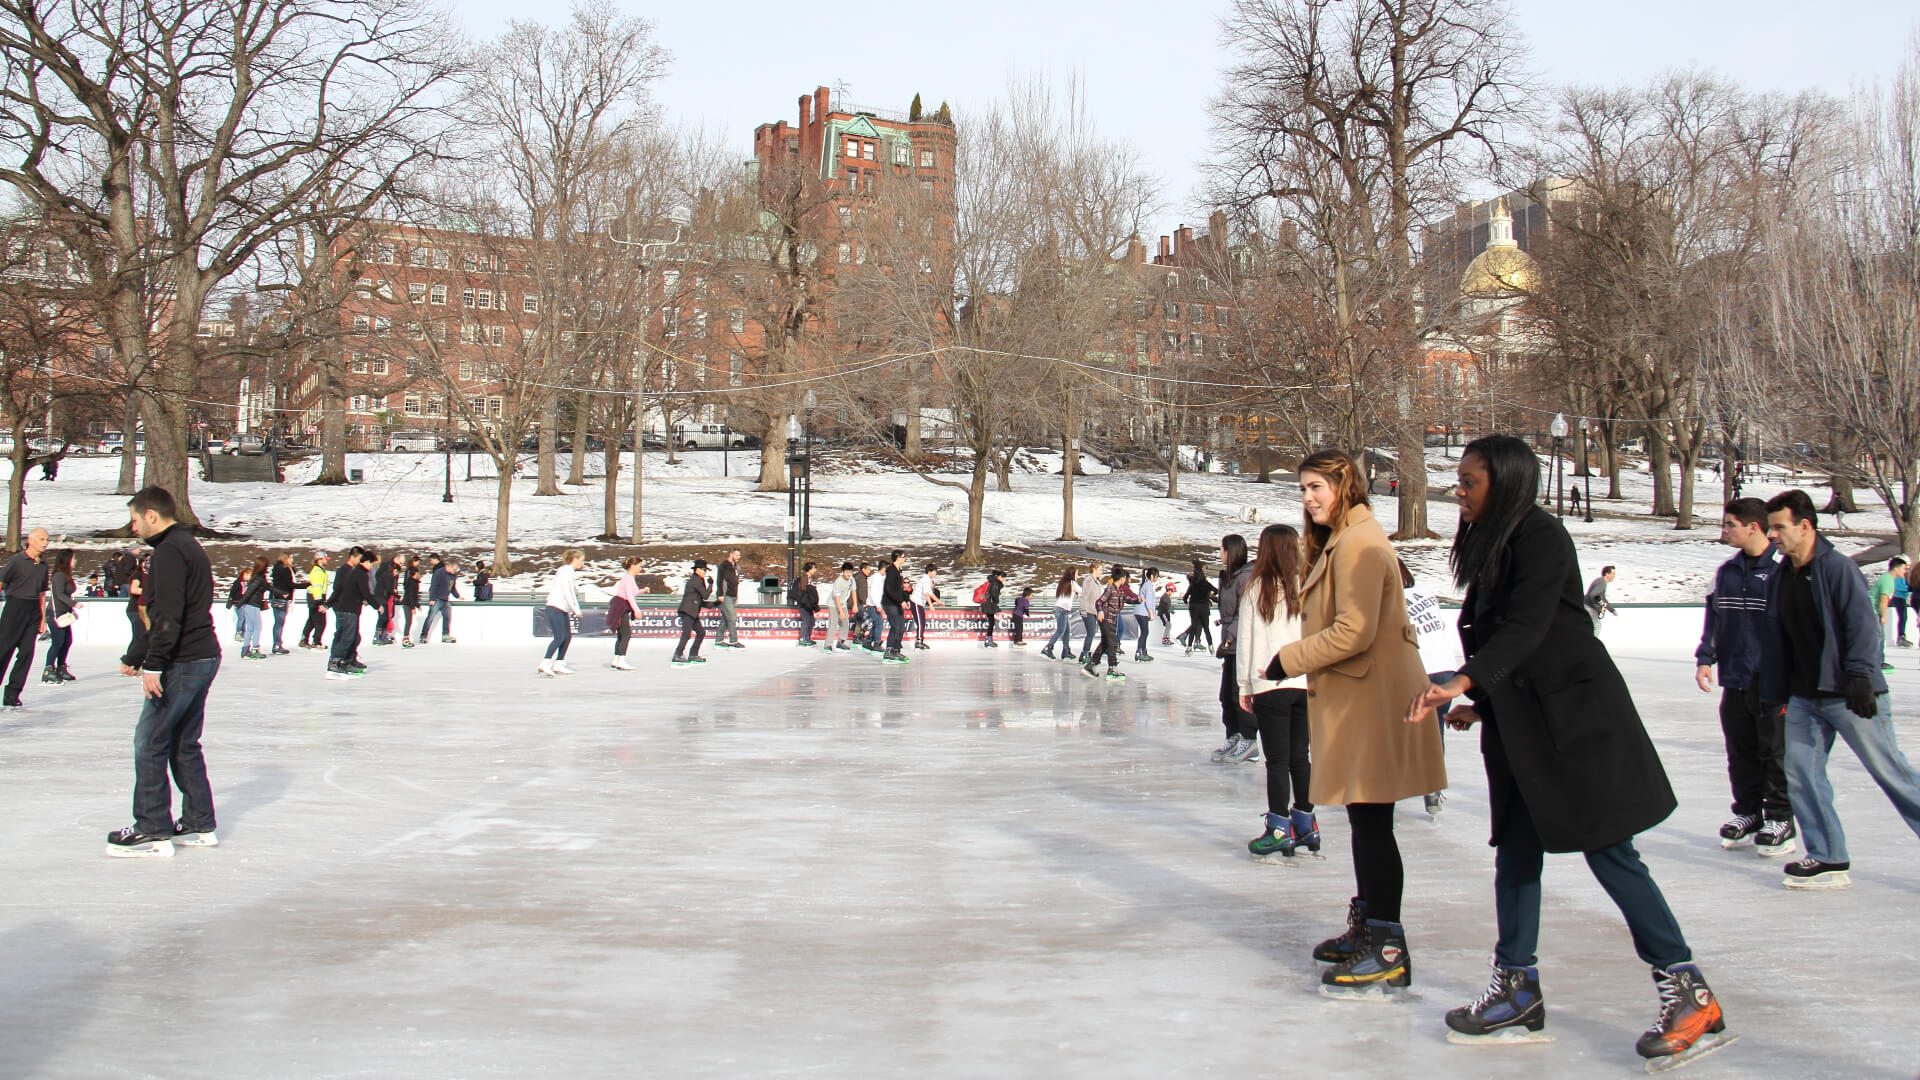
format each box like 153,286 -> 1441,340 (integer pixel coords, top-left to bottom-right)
1175,225 -> 1193,262
1125,235 -> 1145,265
799,94 -> 811,130
1208,211 -> 1228,239
1158,235 -> 1171,263
815,86 -> 831,124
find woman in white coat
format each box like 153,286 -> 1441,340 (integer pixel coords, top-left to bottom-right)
1237,523 -> 1315,861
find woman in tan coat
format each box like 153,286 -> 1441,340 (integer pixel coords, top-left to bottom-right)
1269,449 -> 1445,999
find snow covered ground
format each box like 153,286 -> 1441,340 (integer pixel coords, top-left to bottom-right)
4,637 -> 1917,1079
10,447 -> 1887,603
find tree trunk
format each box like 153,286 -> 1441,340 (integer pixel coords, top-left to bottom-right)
1392,385 -> 1433,539
757,414 -> 789,492
139,391 -> 201,529
1899,465 -> 1920,565
1602,419 -> 1623,499
905,371 -> 923,460
993,448 -> 1013,493
115,394 -> 140,495
600,424 -> 621,540
1673,419 -> 1703,531
1058,427 -> 1077,541
314,362 -> 349,485
534,397 -> 561,495
491,466 -> 514,575
958,452 -> 989,566
1165,404 -> 1180,499
1647,429 -> 1676,517
565,392 -> 589,486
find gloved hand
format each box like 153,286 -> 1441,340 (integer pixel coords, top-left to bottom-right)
1264,652 -> 1288,682
1845,673 -> 1877,720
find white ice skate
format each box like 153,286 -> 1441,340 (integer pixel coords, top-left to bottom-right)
552,661 -> 576,676
610,657 -> 633,670
537,659 -> 556,678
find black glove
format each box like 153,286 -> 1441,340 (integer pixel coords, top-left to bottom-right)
1263,652 -> 1288,682
1845,673 -> 1877,720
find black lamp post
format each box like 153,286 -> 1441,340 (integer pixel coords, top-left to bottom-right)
785,413 -> 802,602
1550,412 -> 1568,519
1582,419 -> 1594,523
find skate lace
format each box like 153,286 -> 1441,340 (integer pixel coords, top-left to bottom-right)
1469,959 -> 1510,1013
1647,970 -> 1681,1032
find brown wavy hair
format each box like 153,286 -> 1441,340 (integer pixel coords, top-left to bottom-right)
1250,524 -> 1302,621
1298,449 -> 1370,570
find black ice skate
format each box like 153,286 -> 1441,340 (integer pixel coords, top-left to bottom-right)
1718,813 -> 1759,849
1637,963 -> 1737,1072
1782,858 -> 1850,890
1446,958 -> 1552,1045
1313,897 -> 1369,964
1320,919 -> 1412,1001
105,825 -> 175,858
1753,818 -> 1796,858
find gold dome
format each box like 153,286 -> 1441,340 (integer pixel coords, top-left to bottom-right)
1461,245 -> 1537,295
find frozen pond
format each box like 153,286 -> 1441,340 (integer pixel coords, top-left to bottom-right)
4,637 -> 1917,1078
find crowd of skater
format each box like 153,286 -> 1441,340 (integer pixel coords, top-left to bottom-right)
22,430 -> 1920,1073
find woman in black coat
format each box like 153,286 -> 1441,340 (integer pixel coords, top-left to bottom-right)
1408,435 -> 1733,1066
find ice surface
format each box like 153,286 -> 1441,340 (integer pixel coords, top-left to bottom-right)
4,637 -> 1918,1079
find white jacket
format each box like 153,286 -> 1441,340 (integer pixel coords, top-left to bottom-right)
544,564 -> 582,616
1236,575 -> 1308,696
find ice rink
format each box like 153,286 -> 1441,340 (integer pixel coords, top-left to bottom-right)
4,636 -> 1918,1079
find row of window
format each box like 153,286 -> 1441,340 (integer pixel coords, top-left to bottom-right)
1125,330 -> 1208,356
364,242 -> 505,273
1107,297 -> 1232,324
843,137 -> 938,170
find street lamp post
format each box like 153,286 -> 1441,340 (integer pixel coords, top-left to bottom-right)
607,204 -> 693,544
442,439 -> 453,503
1550,412 -> 1569,520
1582,419 -> 1594,523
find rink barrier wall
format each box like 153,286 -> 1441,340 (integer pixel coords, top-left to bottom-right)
62,598 -> 1709,650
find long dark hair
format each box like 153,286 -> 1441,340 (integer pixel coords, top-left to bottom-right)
1450,434 -> 1541,593
1055,568 -> 1075,597
1250,524 -> 1301,621
51,548 -> 73,575
1219,534 -> 1248,582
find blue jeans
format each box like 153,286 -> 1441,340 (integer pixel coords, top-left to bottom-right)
270,601 -> 289,649
542,605 -> 572,660
132,656 -> 220,836
419,598 -> 451,641
861,605 -> 882,648
798,607 -> 815,643
1786,693 -> 1920,864
1044,609 -> 1073,652
237,606 -> 261,653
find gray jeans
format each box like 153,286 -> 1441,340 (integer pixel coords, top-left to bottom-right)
827,604 -> 848,647
719,597 -> 739,644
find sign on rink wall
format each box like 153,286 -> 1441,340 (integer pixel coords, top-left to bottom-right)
535,605 -> 1060,641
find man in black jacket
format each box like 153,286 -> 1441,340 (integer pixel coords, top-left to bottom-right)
326,547 -> 370,679
674,559 -> 715,665
370,553 -> 398,646
1763,489 -> 1920,890
881,550 -> 909,664
0,526 -> 49,709
795,561 -> 819,646
715,549 -> 743,648
267,553 -> 295,655
979,569 -> 1004,647
108,487 -> 220,858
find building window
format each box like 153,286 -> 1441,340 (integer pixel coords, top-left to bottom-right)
1164,333 -> 1179,351
854,243 -> 866,265
523,294 -> 538,313
477,289 -> 492,310
861,171 -> 873,193
371,357 -> 389,375
1133,299 -> 1147,317
729,309 -> 745,334
462,289 -> 476,308
351,353 -> 369,374
1167,272 -> 1180,288
918,256 -> 932,275
409,247 -> 428,268
426,397 -> 445,417
377,243 -> 396,265
374,316 -> 391,336
661,307 -> 678,339
461,324 -> 479,344
893,143 -> 909,165
429,321 -> 446,342
1191,335 -> 1204,355
662,269 -> 680,293
837,206 -> 852,227
463,253 -> 478,272
693,275 -> 707,299
863,141 -> 875,160
432,249 -> 450,269
406,321 -> 423,339
353,315 -> 371,334
488,325 -> 504,346
919,179 -> 933,193
837,242 -> 851,264
403,395 -> 421,416
846,137 -> 859,157
350,395 -> 369,413
1215,305 -> 1227,323
430,284 -> 447,305
729,353 -> 743,388
1164,301 -> 1179,319
489,397 -> 503,417
459,359 -> 473,380
1134,331 -> 1149,352
919,149 -> 934,168
409,282 -> 427,303
1196,274 -> 1209,292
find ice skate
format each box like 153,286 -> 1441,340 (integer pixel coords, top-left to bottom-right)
1313,897 -> 1370,964
1782,858 -> 1850,889
1248,812 -> 1319,863
670,654 -> 689,668
1224,737 -> 1259,764
1319,920 -> 1412,1001
1287,808 -> 1322,855
537,659 -> 556,677
1637,964 -> 1737,1072
1104,668 -> 1125,681
1081,659 -> 1100,679
1445,958 -> 1552,1045
552,661 -> 576,676
688,656 -> 707,664
1424,792 -> 1445,818
1041,648 -> 1055,660
1718,812 -> 1759,849
172,824 -> 219,848
1210,735 -> 1240,763
400,637 -> 414,648
610,656 -> 633,670
1753,818 -> 1796,858
105,826 -> 174,858
40,666 -> 58,684
325,662 -> 353,681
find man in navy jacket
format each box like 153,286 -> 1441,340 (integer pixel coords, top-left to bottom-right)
1763,489 -> 1920,890
1694,497 -> 1794,855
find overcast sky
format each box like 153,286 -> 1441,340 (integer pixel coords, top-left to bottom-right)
459,0 -> 1918,240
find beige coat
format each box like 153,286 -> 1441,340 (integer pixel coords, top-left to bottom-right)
1277,505 -> 1446,805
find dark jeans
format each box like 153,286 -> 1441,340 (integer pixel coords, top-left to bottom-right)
1079,612 -> 1099,656
676,611 -> 706,657
402,603 -> 417,638
981,609 -> 998,641
1044,609 -> 1073,652
132,656 -> 220,836
1895,596 -> 1909,640
883,602 -> 905,652
1253,688 -> 1312,814
1094,620 -> 1120,667
1185,606 -> 1213,649
798,607 -> 815,643
0,599 -> 40,701
1347,803 -> 1403,923
125,606 -> 148,666
719,597 -> 740,645
911,602 -> 929,644
270,600 -> 289,649
1494,790 -> 1691,970
48,623 -> 74,669
1010,612 -> 1024,644
1721,687 -> 1791,820
374,599 -> 393,638
1218,654 -> 1256,739
301,598 -> 327,645
419,598 -> 451,641
328,608 -> 362,665
1132,614 -> 1151,658
861,604 -> 883,648
542,605 -> 572,660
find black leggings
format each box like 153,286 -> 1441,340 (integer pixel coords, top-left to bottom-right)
403,604 -> 418,637
1253,688 -> 1312,815
301,600 -> 326,644
1218,655 -> 1257,739
1186,605 -> 1213,648
615,618 -> 633,657
676,611 -> 706,657
1346,803 -> 1403,923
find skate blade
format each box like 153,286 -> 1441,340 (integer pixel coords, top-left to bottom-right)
173,832 -> 219,848
1318,981 -> 1413,1003
1446,1028 -> 1554,1046
1719,836 -> 1753,850
1782,872 -> 1851,890
104,841 -> 175,859
1644,1030 -> 1738,1073
1754,840 -> 1797,859
1252,851 -> 1326,866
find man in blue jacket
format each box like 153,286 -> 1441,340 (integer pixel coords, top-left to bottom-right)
1694,497 -> 1795,855
1763,490 -> 1920,890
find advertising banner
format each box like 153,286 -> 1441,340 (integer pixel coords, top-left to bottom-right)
533,605 -> 1056,641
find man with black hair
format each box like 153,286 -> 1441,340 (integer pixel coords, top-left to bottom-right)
0,526 -> 49,709
108,487 -> 219,857
795,562 -> 820,646
673,559 -> 715,666
1695,498 -> 1795,856
326,547 -> 369,680
880,550 -> 909,664
716,549 -> 744,648
1763,489 -> 1920,889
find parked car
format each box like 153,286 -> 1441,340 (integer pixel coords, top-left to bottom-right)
98,431 -> 148,455
231,434 -> 269,455
673,423 -> 749,450
445,433 -> 488,452
386,429 -> 443,453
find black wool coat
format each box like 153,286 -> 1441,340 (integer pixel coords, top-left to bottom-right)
1458,508 -> 1676,853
